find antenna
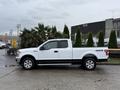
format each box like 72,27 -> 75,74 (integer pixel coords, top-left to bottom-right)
111,10 -> 117,19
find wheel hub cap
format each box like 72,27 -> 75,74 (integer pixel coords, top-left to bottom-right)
86,60 -> 94,69
24,59 -> 32,69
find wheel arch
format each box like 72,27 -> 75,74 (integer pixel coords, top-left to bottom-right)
82,54 -> 98,62
20,55 -> 36,65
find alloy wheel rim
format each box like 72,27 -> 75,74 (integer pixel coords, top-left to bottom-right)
24,59 -> 32,69
86,60 -> 95,69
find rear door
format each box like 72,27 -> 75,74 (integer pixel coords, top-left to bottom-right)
57,40 -> 72,60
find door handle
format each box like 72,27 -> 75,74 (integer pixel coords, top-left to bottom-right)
54,51 -> 58,53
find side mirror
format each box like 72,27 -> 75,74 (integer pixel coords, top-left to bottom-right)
40,46 -> 45,50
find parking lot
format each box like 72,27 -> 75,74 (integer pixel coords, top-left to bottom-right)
0,49 -> 120,90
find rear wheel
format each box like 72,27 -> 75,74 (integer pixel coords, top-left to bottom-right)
83,58 -> 96,70
22,57 -> 35,70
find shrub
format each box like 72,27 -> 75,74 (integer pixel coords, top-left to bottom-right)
86,32 -> 94,47
97,31 -> 104,47
74,29 -> 82,47
108,30 -> 117,48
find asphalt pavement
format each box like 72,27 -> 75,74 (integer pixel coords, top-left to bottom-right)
0,49 -> 120,90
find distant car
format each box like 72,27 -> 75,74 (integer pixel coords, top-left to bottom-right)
0,42 -> 6,49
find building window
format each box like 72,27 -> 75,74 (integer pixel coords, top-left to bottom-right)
117,30 -> 120,37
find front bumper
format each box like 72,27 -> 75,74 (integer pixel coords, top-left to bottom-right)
16,57 -> 21,64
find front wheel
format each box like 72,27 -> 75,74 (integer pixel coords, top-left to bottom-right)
22,57 -> 35,70
83,58 -> 96,70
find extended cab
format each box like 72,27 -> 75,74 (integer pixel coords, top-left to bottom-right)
16,39 -> 109,70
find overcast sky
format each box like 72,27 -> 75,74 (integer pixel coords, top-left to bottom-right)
0,0 -> 120,35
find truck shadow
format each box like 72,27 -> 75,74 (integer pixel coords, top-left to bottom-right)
35,65 -> 81,70
17,65 -> 108,76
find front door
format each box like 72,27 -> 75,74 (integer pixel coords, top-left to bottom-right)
38,41 -> 59,60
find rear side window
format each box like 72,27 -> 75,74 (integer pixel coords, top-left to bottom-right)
58,40 -> 68,48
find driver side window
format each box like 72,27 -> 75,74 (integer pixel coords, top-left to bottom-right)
42,41 -> 58,50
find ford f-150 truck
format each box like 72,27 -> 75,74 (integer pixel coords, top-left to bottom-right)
16,39 -> 109,70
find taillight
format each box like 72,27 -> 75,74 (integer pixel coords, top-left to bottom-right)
104,49 -> 109,56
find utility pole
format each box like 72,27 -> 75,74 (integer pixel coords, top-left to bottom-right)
9,29 -> 13,36
9,29 -> 13,45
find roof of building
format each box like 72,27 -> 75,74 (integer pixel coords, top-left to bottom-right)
71,21 -> 105,35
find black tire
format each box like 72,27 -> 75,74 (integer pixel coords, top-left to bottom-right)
22,57 -> 35,70
83,58 -> 96,70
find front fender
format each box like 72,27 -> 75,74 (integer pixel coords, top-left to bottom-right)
20,52 -> 38,60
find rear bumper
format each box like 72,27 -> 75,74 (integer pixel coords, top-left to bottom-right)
97,59 -> 108,62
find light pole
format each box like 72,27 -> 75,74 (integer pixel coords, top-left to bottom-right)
17,24 -> 21,48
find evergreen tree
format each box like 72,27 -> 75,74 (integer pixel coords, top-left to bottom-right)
55,31 -> 64,38
63,25 -> 69,38
86,32 -> 94,47
74,29 -> 82,47
52,26 -> 57,34
108,30 -> 117,48
97,31 -> 104,47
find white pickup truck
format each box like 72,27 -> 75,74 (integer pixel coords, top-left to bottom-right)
16,39 -> 109,70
